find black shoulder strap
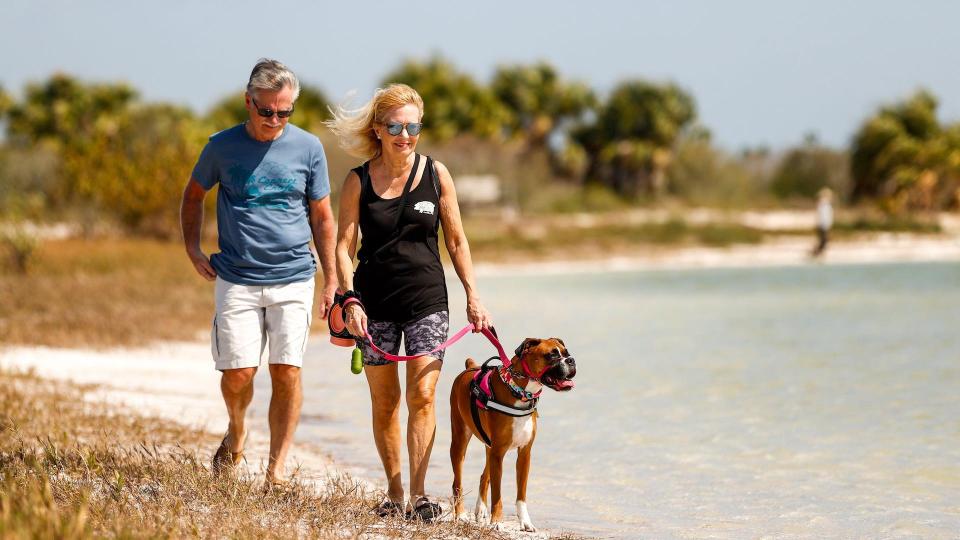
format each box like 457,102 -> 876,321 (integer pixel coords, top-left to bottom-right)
428,156 -> 441,198
351,161 -> 369,193
390,153 -> 421,232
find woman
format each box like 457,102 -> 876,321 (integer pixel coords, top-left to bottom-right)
326,84 -> 491,520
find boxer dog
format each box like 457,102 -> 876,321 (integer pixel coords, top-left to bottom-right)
449,337 -> 576,532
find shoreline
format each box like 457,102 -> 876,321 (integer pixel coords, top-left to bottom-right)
471,232 -> 960,276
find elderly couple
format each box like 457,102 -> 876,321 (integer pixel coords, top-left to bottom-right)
179,59 -> 490,520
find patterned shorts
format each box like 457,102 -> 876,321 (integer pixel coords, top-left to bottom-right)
363,311 -> 450,366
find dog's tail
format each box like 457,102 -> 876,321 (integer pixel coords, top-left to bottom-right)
465,357 -> 479,369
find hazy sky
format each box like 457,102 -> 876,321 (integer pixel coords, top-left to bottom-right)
5,0 -> 958,150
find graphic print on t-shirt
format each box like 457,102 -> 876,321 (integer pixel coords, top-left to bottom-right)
227,161 -> 297,209
413,201 -> 436,215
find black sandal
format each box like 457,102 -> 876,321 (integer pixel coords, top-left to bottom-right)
374,500 -> 405,518
406,496 -> 442,522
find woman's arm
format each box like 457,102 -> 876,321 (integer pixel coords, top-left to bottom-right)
336,171 -> 367,337
436,160 -> 492,331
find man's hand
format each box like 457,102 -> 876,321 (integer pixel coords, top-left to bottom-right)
318,281 -> 337,320
181,178 -> 213,281
187,247 -> 217,281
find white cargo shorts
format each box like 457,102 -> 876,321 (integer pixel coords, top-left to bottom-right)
212,276 -> 314,371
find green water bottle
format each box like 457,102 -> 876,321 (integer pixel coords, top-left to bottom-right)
351,346 -> 363,374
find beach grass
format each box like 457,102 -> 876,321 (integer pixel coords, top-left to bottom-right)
0,237 -> 216,348
0,368 -> 529,539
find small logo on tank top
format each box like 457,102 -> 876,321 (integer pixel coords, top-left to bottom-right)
413,201 -> 436,215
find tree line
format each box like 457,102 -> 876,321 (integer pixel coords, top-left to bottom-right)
0,57 -> 956,238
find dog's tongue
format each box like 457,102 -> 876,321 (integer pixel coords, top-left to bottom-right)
555,379 -> 575,389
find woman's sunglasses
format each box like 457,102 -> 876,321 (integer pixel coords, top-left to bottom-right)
251,97 -> 294,119
384,122 -> 423,136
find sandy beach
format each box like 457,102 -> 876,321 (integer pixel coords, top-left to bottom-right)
0,341 -> 340,484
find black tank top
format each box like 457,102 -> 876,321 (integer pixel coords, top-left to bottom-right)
353,154 -> 448,323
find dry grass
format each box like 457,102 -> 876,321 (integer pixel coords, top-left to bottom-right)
0,237 -> 215,348
0,369 -> 529,539
0,237 -> 347,349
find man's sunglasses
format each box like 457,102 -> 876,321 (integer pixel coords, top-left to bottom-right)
384,122 -> 423,136
251,97 -> 294,119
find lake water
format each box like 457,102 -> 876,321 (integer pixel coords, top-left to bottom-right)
254,261 -> 960,538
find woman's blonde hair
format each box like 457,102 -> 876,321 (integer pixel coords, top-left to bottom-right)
325,84 -> 424,160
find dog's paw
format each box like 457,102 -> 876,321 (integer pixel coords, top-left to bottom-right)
517,501 -> 537,532
474,499 -> 490,524
456,512 -> 471,522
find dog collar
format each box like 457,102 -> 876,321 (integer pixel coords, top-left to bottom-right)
498,365 -> 542,401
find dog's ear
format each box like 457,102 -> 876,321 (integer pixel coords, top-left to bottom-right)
514,338 -> 541,358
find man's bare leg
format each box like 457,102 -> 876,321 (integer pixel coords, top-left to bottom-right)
266,363 -> 302,482
221,367 -> 257,454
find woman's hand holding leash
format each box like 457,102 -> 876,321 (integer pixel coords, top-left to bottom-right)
467,296 -> 492,333
344,303 -> 367,338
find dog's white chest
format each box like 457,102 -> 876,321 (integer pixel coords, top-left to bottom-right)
510,416 -> 535,449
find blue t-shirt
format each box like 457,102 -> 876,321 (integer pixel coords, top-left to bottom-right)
191,123 -> 331,285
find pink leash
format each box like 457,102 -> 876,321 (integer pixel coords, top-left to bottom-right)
340,297 -> 511,366
366,324 -> 511,367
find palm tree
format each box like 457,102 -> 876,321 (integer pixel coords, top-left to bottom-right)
573,80 -> 695,198
491,62 -> 595,149
850,89 -> 960,211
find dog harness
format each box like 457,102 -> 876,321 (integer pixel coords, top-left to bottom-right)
469,357 -> 540,447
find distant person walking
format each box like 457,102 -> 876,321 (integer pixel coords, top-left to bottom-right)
179,59 -> 338,486
326,83 -> 491,521
812,187 -> 834,257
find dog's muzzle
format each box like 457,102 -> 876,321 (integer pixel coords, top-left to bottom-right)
541,355 -> 576,391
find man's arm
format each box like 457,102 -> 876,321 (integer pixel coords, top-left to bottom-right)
180,178 -> 216,281
309,196 -> 338,318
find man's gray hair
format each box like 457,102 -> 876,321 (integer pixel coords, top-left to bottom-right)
247,58 -> 301,101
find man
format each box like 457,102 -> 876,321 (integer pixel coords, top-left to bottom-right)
180,59 -> 337,486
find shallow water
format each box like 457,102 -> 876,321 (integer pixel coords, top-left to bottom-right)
255,261 -> 960,538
